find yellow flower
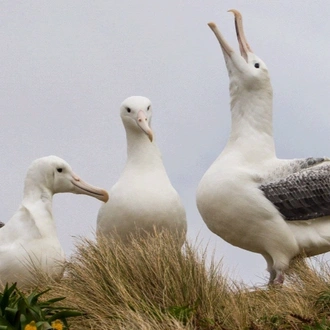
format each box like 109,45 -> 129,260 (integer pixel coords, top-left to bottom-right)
25,321 -> 37,330
51,319 -> 63,330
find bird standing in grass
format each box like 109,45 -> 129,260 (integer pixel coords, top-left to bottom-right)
197,10 -> 330,284
0,156 -> 108,288
97,96 -> 187,245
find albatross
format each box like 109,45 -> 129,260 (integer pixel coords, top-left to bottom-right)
0,156 -> 108,288
97,96 -> 187,245
196,9 -> 330,284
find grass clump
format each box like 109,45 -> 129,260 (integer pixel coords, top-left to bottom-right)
56,232 -> 229,329
30,231 -> 330,329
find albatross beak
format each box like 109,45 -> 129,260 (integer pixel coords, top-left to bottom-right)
71,174 -> 109,202
228,9 -> 252,62
137,110 -> 153,142
208,22 -> 234,56
208,9 -> 252,62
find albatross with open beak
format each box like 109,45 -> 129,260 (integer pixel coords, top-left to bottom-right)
197,10 -> 330,285
0,156 -> 108,288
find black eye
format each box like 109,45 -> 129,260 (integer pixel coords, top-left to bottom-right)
147,105 -> 151,111
126,107 -> 131,113
56,168 -> 63,173
254,63 -> 260,69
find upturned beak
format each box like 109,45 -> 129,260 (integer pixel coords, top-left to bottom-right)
71,174 -> 109,202
137,110 -> 153,142
208,9 -> 252,62
228,9 -> 252,61
208,22 -> 234,57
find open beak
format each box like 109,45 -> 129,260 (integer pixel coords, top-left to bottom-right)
71,174 -> 109,202
208,9 -> 252,62
137,110 -> 153,142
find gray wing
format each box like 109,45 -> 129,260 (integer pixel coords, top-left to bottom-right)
259,164 -> 330,221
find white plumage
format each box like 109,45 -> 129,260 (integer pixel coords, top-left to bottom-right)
97,96 -> 187,244
0,156 -> 108,288
197,10 -> 330,284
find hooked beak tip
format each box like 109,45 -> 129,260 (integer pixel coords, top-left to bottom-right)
208,22 -> 216,29
101,190 -> 109,203
227,9 -> 240,17
148,132 -> 153,142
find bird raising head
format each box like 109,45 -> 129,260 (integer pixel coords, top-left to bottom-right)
208,10 -> 271,92
120,96 -> 153,142
24,156 -> 109,202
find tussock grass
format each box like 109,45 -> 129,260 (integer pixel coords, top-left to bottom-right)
33,232 -> 330,329
55,232 -> 229,329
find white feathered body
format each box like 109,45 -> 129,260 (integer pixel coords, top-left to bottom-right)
198,152 -> 330,259
98,139 -> 187,242
0,199 -> 64,287
197,87 -> 330,272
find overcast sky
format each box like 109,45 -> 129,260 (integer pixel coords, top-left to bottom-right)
2,1 -> 330,286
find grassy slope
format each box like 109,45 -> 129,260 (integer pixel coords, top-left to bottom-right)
33,232 -> 330,329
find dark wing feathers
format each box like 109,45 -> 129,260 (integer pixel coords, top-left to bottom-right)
259,165 -> 330,220
298,157 -> 326,169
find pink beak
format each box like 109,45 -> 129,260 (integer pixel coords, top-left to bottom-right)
137,110 -> 153,142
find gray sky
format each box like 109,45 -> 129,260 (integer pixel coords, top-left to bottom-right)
2,1 -> 330,286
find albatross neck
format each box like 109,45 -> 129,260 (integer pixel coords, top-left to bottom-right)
21,178 -> 56,236
23,175 -> 54,203
225,88 -> 276,159
125,129 -> 164,169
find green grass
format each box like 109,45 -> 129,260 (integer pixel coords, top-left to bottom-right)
10,232 -> 330,329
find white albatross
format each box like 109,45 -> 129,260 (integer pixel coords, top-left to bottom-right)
97,96 -> 187,245
196,9 -> 330,284
0,156 -> 108,288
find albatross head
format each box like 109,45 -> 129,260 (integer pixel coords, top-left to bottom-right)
120,96 -> 153,142
208,9 -> 271,92
25,156 -> 109,202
